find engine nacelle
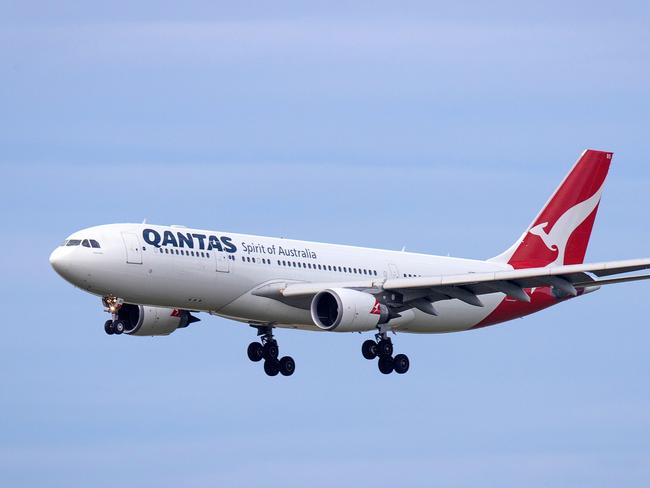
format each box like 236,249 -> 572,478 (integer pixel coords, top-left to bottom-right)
310,288 -> 389,332
116,304 -> 199,336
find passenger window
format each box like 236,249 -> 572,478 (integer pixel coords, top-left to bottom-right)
165,249 -> 169,254
159,248 -> 163,253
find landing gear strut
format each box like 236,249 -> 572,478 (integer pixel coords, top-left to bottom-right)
248,325 -> 295,377
361,333 -> 410,375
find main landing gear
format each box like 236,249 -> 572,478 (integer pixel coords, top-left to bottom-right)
247,325 -> 295,377
362,333 -> 410,375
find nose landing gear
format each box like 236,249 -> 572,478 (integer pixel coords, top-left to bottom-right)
102,296 -> 126,335
104,319 -> 125,335
248,325 -> 295,377
361,333 -> 410,375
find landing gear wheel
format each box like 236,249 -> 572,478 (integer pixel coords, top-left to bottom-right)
263,359 -> 280,377
362,340 -> 378,360
376,339 -> 393,358
393,354 -> 410,374
104,320 -> 115,335
279,356 -> 295,376
263,341 -> 279,361
247,342 -> 264,362
378,356 -> 394,375
113,320 -> 125,335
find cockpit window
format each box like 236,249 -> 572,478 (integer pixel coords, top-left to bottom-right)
66,240 -> 81,246
90,240 -> 101,248
82,239 -> 91,247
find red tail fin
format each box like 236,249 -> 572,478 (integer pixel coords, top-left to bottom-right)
491,149 -> 612,269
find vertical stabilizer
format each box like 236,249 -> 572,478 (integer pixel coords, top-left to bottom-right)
490,149 -> 612,269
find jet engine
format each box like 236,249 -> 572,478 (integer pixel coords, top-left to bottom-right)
310,288 -> 389,332
115,304 -> 199,336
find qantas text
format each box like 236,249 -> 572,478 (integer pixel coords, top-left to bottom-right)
142,228 -> 237,253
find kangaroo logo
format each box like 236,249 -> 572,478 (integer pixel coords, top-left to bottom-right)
527,183 -> 605,267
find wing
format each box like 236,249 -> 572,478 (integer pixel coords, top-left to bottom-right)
261,258 -> 650,314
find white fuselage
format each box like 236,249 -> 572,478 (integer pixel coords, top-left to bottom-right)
49,223 -> 517,333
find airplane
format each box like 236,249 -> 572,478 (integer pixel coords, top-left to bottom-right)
49,150 -> 650,377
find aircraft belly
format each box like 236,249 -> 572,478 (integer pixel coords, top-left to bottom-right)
396,293 -> 504,333
218,292 -> 315,327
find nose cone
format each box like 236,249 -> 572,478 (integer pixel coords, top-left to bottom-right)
49,247 -> 70,277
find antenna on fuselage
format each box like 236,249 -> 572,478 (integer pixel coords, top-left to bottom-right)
401,246 -> 406,252
142,218 -> 147,224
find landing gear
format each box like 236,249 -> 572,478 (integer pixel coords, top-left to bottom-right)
248,325 -> 295,377
376,338 -> 393,358
247,342 -> 264,362
279,356 -> 295,376
362,333 -> 410,375
113,320 -> 125,335
378,356 -> 394,374
393,353 -> 410,374
263,358 -> 280,376
362,340 -> 377,360
104,320 -> 115,335
104,318 -> 125,335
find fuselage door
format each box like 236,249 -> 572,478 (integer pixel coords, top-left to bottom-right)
122,232 -> 142,264
388,263 -> 399,279
216,252 -> 230,273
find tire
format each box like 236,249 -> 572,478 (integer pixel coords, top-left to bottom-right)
393,354 -> 410,374
263,359 -> 280,377
247,342 -> 264,362
376,339 -> 393,358
104,320 -> 115,335
263,341 -> 279,361
279,356 -> 295,376
113,320 -> 125,335
378,356 -> 394,375
361,340 -> 377,360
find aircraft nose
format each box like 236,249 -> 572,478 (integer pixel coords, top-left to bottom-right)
49,247 -> 69,276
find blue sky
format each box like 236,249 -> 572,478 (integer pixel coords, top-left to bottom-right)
1,2 -> 649,486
